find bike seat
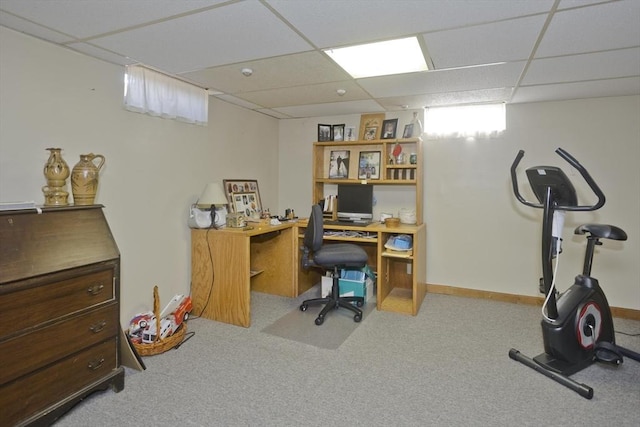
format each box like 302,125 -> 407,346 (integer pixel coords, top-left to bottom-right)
574,224 -> 627,241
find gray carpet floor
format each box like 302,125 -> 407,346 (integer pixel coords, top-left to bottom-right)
55,288 -> 640,427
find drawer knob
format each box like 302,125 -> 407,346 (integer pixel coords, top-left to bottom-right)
88,357 -> 105,370
87,282 -> 105,295
89,320 -> 107,333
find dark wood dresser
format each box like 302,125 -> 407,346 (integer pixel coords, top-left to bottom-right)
0,205 -> 125,426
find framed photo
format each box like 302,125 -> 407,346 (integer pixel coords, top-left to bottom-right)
381,118 -> 398,139
223,179 -> 262,216
332,124 -> 345,141
345,126 -> 357,141
358,113 -> 385,140
358,151 -> 381,180
318,124 -> 332,142
329,150 -> 350,179
403,123 -> 414,138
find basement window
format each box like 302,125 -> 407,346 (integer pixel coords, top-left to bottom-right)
425,103 -> 505,138
124,65 -> 208,125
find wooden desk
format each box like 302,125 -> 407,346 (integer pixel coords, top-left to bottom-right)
191,223 -> 297,327
191,221 -> 426,327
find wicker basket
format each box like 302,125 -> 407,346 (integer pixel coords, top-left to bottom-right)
131,286 -> 187,357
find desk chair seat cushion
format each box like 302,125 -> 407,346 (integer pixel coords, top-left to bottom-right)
314,243 -> 368,269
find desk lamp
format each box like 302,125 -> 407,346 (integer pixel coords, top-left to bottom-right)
196,183 -> 228,228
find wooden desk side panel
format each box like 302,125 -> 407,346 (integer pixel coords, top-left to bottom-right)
191,230 -> 251,327
250,228 -> 296,297
413,224 -> 427,315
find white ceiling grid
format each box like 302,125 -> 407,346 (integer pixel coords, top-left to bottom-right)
0,0 -> 638,118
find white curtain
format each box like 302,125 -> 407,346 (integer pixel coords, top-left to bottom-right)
425,103 -> 505,138
124,65 -> 208,125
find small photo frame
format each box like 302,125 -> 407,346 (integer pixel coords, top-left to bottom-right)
345,126 -> 357,141
403,123 -> 414,138
318,124 -> 332,142
358,151 -> 381,180
381,118 -> 398,139
363,127 -> 377,141
332,124 -> 345,141
329,150 -> 350,179
223,179 -> 262,215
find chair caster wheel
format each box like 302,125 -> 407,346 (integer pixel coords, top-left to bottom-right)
356,301 -> 364,307
354,314 -> 362,322
300,304 -> 307,312
315,316 -> 324,325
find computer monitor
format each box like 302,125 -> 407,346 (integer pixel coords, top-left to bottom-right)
337,184 -> 373,222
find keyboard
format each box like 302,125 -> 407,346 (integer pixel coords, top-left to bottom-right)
324,220 -> 371,227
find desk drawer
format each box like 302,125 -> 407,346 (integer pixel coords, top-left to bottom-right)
0,338 -> 117,426
0,268 -> 115,337
0,303 -> 118,385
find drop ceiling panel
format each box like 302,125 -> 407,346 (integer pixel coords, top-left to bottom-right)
272,99 -> 384,119
512,77 -> 640,104
359,62 -> 526,98
522,48 -> 640,85
267,0 -> 555,49
237,81 -> 371,109
180,52 -> 350,94
88,1 -> 312,73
378,87 -> 514,109
0,11 -> 74,43
424,15 -> 545,69
66,42 -> 137,66
0,0 -> 225,39
536,0 -> 640,58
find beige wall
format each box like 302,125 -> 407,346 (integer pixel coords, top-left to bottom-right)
2,26 -> 638,321
0,27 -> 279,323
278,97 -> 640,310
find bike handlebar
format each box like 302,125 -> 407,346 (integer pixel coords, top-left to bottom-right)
510,148 -> 606,211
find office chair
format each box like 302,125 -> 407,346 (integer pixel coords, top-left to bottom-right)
299,204 -> 368,325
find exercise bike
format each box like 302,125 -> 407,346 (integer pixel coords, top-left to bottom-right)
508,147 -> 640,399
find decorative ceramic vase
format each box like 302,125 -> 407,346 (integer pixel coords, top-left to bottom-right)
71,153 -> 105,205
43,148 -> 70,206
43,148 -> 70,188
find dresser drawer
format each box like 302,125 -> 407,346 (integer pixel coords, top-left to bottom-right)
0,338 -> 118,427
0,303 -> 118,385
0,268 -> 115,337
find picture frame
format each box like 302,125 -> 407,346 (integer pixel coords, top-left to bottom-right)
403,123 -> 414,138
223,179 -> 262,216
381,118 -> 398,139
332,124 -> 345,141
329,150 -> 350,179
345,126 -> 357,141
358,151 -> 381,180
318,124 -> 332,142
358,113 -> 385,140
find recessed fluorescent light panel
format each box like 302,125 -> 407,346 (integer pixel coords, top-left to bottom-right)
324,37 -> 428,79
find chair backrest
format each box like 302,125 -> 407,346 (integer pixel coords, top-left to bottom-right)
303,204 -> 324,252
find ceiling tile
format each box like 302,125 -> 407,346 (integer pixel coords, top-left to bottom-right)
0,0 -> 226,39
424,15 -> 546,69
89,2 -> 312,73
67,42 -> 137,66
0,11 -> 74,43
378,87 -> 514,109
359,62 -> 526,98
512,77 -> 640,104
273,100 -> 384,119
522,48 -> 640,85
180,51 -> 350,94
237,81 -> 371,109
536,0 -> 640,57
267,0 -> 555,49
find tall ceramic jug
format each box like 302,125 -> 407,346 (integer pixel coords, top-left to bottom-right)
71,153 -> 105,205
